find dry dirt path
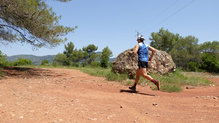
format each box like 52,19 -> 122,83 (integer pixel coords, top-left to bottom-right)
0,67 -> 219,123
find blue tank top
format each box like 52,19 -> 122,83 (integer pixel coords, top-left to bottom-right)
138,42 -> 149,62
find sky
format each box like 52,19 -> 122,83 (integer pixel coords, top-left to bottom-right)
1,0 -> 219,57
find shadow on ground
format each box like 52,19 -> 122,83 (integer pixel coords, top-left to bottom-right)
1,66 -> 63,78
120,89 -> 156,96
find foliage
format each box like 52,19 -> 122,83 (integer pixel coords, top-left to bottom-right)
63,42 -> 88,65
7,55 -> 55,65
199,41 -> 219,55
150,28 -> 201,70
150,28 -> 180,53
82,44 -> 98,53
55,42 -> 108,67
70,49 -> 87,63
82,44 -> 98,64
13,58 -> 32,66
150,28 -> 219,73
100,46 -> 112,68
71,62 -> 80,67
53,53 -> 68,66
198,41 -> 219,73
0,0 -> 75,47
188,61 -> 199,72
0,50 -> 7,67
64,42 -> 75,58
199,53 -> 219,73
41,59 -> 50,66
63,42 -> 74,65
171,36 -> 201,69
90,61 -> 100,67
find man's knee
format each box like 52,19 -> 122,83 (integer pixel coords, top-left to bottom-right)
142,73 -> 148,78
142,69 -> 147,74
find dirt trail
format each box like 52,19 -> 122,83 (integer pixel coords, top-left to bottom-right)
0,67 -> 219,123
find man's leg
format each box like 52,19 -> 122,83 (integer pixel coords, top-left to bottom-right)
129,69 -> 141,91
142,68 -> 160,90
141,68 -> 154,82
133,69 -> 141,87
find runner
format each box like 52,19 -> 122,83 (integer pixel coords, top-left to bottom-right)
129,35 -> 160,91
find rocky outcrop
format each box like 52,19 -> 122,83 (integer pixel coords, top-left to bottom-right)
112,48 -> 176,78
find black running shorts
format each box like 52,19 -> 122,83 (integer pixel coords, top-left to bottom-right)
138,61 -> 148,69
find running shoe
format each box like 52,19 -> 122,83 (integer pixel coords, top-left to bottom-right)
129,86 -> 136,91
155,80 -> 160,90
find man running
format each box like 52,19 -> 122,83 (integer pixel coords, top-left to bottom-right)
129,35 -> 160,91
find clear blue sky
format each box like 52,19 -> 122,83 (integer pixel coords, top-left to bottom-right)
1,0 -> 219,57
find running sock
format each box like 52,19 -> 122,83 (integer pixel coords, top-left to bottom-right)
151,79 -> 157,84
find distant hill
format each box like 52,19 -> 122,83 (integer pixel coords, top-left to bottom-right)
6,54 -> 116,65
109,57 -> 116,62
6,55 -> 55,65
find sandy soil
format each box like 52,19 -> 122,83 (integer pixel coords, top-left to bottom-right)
0,67 -> 219,123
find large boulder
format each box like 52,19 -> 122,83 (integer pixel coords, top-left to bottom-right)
112,48 -> 176,78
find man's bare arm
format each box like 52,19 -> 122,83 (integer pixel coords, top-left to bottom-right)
149,46 -> 156,61
133,44 -> 139,55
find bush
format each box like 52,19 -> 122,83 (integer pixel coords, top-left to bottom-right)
199,53 -> 219,73
100,47 -> 112,68
81,62 -> 88,67
52,61 -> 60,66
189,61 -> 199,72
0,51 -> 7,67
71,62 -> 80,67
13,58 -> 32,66
90,61 -> 100,67
41,60 -> 50,66
53,53 -> 68,66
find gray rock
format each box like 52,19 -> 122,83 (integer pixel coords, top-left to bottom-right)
112,48 -> 176,78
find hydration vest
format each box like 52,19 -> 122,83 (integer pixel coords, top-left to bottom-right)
137,42 -> 149,62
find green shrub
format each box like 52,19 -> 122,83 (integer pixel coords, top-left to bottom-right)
13,58 -> 32,66
90,61 -> 100,67
199,53 -> 219,73
41,60 -> 50,66
100,47 -> 112,68
53,53 -> 68,66
71,62 -> 80,67
0,51 -> 7,67
189,61 -> 199,72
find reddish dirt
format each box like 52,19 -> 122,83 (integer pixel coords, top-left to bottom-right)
0,67 -> 219,123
